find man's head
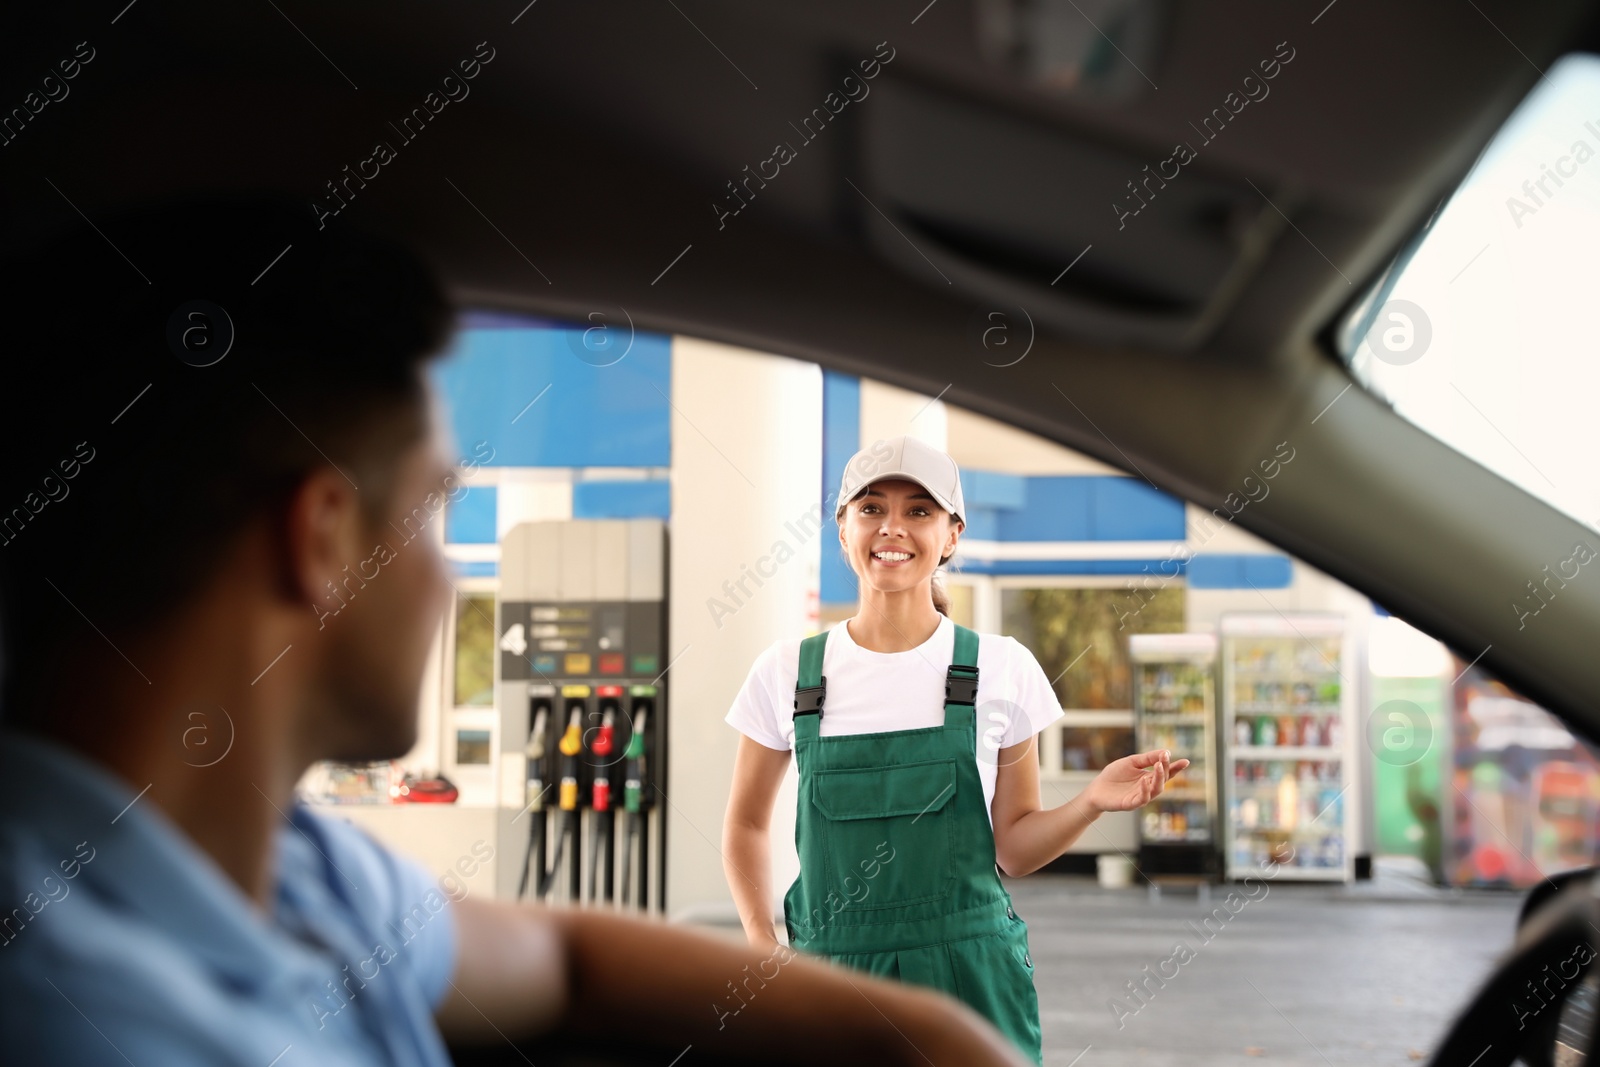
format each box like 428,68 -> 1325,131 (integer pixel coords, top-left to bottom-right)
0,194 -> 457,760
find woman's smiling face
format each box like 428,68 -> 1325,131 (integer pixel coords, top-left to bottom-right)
839,478 -> 962,594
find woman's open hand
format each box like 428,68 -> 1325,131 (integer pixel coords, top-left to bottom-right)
1081,749 -> 1189,814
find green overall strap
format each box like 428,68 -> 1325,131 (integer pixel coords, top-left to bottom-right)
945,624 -> 980,709
793,630 -> 829,743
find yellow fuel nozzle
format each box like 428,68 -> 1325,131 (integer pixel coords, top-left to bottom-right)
558,709 -> 583,811
559,715 -> 583,757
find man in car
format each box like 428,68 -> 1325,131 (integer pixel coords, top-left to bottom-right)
0,196 -> 1028,1066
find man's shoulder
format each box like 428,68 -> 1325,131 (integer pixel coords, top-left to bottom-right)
0,871 -> 257,1064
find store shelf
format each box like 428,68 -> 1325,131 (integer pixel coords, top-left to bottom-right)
1144,831 -> 1212,843
1230,703 -> 1341,714
1226,865 -> 1348,881
1231,669 -> 1343,682
1228,825 -> 1344,838
1229,746 -> 1342,759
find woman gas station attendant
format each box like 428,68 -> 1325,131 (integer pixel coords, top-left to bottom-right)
722,435 -> 1188,1065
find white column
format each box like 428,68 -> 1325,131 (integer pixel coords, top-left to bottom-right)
859,378 -> 947,449
667,337 -> 822,922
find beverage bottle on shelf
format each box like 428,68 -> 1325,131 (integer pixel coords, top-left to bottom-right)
1236,718 -> 1253,746
1327,716 -> 1343,748
1257,716 -> 1278,746
1233,835 -> 1252,868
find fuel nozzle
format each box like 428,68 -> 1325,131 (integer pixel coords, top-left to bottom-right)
558,710 -> 583,811
526,704 -> 549,811
623,708 -> 648,813
591,709 -> 616,812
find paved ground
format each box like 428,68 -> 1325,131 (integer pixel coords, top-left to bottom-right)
1004,867 -> 1523,1067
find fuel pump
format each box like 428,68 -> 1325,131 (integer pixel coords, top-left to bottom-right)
586,698 -> 618,902
517,696 -> 551,900
496,519 -> 667,910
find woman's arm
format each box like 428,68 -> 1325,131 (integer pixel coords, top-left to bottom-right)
722,734 -> 791,948
990,741 -> 1187,877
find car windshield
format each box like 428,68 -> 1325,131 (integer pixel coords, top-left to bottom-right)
1340,52 -> 1600,532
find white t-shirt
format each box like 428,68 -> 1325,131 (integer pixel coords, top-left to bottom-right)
724,614 -> 1065,827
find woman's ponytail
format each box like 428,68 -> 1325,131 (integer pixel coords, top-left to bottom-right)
931,549 -> 954,617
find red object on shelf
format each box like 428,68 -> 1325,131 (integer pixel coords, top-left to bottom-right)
599,653 -> 625,675
396,774 -> 459,803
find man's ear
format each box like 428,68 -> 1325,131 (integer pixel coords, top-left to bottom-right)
282,466 -> 365,608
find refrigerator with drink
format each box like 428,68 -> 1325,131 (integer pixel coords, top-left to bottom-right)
1219,613 -> 1356,881
1130,633 -> 1220,875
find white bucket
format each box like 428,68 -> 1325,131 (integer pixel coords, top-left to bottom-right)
1096,854 -> 1136,888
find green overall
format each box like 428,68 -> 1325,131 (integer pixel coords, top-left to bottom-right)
783,623 -> 1044,1065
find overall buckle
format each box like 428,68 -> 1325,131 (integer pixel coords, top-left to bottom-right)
945,665 -> 979,706
794,679 -> 826,717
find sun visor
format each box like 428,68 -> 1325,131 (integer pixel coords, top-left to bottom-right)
854,75 -> 1288,351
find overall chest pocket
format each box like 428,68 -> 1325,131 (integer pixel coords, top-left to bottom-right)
811,758 -> 957,911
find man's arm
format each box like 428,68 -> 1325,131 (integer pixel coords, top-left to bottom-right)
436,896 -> 1031,1067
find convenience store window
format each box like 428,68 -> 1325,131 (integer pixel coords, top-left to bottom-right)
452,590 -> 497,707
1001,583 -> 1185,710
436,581 -> 500,806
998,580 -> 1186,773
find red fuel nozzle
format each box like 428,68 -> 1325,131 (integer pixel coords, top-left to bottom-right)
593,714 -> 616,757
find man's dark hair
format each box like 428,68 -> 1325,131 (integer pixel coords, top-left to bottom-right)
0,193 -> 454,722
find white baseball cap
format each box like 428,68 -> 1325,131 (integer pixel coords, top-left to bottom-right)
836,435 -> 965,523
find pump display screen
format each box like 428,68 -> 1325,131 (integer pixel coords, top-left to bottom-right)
500,600 -> 662,681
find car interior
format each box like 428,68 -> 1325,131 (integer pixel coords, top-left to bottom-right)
7,2 -> 1600,1064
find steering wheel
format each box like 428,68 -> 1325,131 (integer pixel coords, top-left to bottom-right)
1426,870 -> 1599,1067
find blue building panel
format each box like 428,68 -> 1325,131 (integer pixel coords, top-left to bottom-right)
1088,477 -> 1187,540
572,479 -> 672,520
958,505 -> 1000,542
962,469 -> 1026,510
1241,554 -> 1294,589
995,476 -> 1094,541
444,486 -> 497,545
430,323 -> 671,468
821,372 -> 861,604
1186,554 -> 1293,589
955,558 -> 1184,576
993,476 -> 1185,542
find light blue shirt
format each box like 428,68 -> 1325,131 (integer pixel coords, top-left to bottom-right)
0,731 -> 459,1066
